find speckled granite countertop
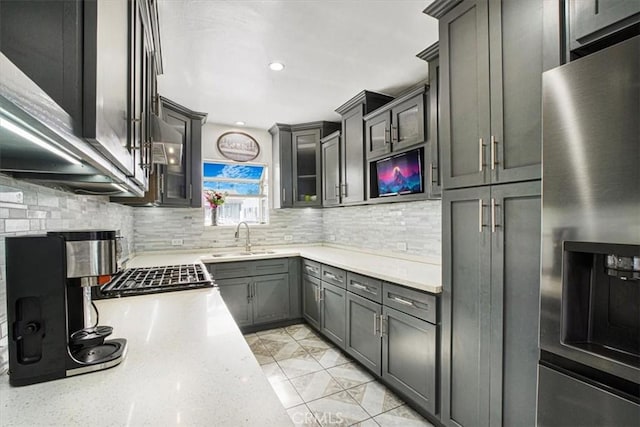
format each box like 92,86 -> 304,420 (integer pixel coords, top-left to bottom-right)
127,245 -> 442,295
0,288 -> 293,426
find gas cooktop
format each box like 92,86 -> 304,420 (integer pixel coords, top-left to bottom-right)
95,264 -> 214,299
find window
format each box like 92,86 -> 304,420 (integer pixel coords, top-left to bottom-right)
203,161 -> 269,226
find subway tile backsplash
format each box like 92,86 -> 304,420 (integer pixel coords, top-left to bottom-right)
322,200 -> 441,259
0,174 -> 135,374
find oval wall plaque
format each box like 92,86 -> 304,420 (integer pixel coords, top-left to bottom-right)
216,132 -> 260,162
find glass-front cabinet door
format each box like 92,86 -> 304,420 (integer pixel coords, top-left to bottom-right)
365,111 -> 391,159
391,93 -> 425,152
292,129 -> 321,207
161,107 -> 191,205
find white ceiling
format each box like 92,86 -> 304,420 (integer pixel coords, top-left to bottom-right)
157,0 -> 439,130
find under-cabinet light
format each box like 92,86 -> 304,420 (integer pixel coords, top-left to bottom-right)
0,118 -> 82,165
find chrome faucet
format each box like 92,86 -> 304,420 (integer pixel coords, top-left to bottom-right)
234,221 -> 251,252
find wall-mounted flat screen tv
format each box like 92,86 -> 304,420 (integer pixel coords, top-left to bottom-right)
376,149 -> 423,197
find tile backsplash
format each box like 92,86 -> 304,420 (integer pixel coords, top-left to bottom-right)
133,207 -> 324,253
322,200 -> 441,260
0,174 -> 135,374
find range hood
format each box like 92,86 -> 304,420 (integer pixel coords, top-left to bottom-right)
0,52 -> 144,196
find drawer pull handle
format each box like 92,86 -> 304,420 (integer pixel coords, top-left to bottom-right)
390,295 -> 415,307
305,265 -> 318,274
373,312 -> 378,335
324,272 -> 342,282
352,282 -> 374,294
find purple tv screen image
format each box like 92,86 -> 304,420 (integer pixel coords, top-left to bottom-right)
376,149 -> 423,196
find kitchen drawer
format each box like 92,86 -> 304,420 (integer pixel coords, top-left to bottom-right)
302,259 -> 321,279
383,282 -> 436,324
252,258 -> 289,276
347,272 -> 382,303
208,258 -> 289,280
321,264 -> 346,288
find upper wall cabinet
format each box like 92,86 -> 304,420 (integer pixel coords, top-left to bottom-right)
569,0 -> 640,53
112,96 -> 207,207
0,0 -> 163,194
270,121 -> 340,208
364,86 -> 427,161
327,91 -> 394,207
427,0 -> 561,190
418,43 -> 442,198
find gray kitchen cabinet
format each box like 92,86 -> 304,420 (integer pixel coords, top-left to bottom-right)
382,305 -> 437,415
365,86 -> 427,161
271,121 -> 340,208
569,0 -> 640,52
217,277 -> 253,328
251,273 -> 290,325
429,0 -> 559,189
269,124 -> 294,208
208,258 -> 294,329
320,281 -> 346,348
302,274 -> 321,330
217,273 -> 289,328
321,131 -> 341,207
335,91 -> 394,205
441,180 -> 541,427
0,0 -> 163,193
346,291 -> 382,374
418,42 -> 442,198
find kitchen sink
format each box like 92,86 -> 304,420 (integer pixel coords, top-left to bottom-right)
209,250 -> 276,258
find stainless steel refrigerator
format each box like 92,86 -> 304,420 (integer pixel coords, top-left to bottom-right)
538,35 -> 640,425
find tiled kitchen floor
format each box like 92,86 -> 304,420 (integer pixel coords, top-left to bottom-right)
244,323 -> 433,427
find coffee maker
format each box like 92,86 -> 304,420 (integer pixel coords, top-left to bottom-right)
5,230 -> 127,386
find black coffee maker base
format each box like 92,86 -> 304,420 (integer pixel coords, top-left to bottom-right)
67,338 -> 127,377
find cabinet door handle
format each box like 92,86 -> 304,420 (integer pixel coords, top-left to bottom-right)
335,184 -> 340,199
391,125 -> 398,143
282,187 -> 286,203
479,137 -> 484,171
491,198 -> 501,233
319,288 -> 324,302
390,295 -> 414,307
491,136 -> 499,170
294,186 -> 297,202
341,183 -> 348,198
160,173 -> 165,195
479,199 -> 484,233
253,283 -> 256,298
373,313 -> 378,335
380,314 -> 386,337
247,283 -> 251,302
189,183 -> 193,200
384,128 -> 390,145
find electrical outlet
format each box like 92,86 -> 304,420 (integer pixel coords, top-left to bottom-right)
284,235 -> 293,241
396,242 -> 407,251
171,239 -> 184,246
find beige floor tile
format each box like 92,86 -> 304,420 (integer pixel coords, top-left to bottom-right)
262,339 -> 309,361
309,347 -> 351,369
270,379 -> 304,409
298,336 -> 332,352
327,362 -> 374,389
346,381 -> 404,417
278,353 -> 325,379
373,405 -> 433,427
307,390 -> 370,427
290,370 -> 344,402
261,361 -> 287,384
286,324 -> 320,341
287,403 -> 320,427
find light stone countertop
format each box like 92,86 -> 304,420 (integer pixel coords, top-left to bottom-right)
0,288 -> 293,426
126,245 -> 442,294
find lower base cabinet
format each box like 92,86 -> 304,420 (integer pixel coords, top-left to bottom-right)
382,306 -> 436,414
320,281 -> 346,348
218,273 -> 290,327
302,274 -> 321,329
346,291 -> 382,373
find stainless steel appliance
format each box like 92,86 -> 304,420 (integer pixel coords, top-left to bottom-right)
5,230 -> 127,386
94,263 -> 213,299
538,35 -> 640,425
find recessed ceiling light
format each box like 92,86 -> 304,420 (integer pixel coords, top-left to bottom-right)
269,62 -> 285,71
235,121 -> 246,126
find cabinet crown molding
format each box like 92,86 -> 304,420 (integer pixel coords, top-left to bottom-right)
417,42 -> 439,62
423,0 -> 463,19
335,90 -> 393,115
362,84 -> 428,122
